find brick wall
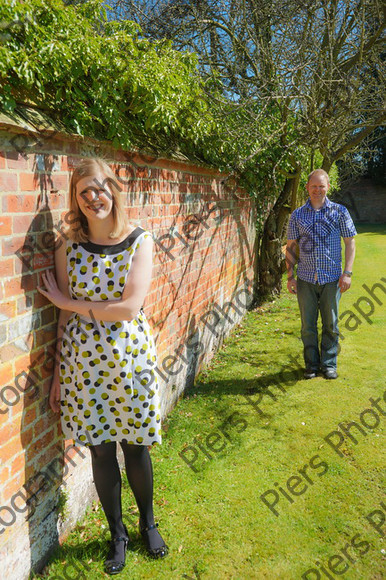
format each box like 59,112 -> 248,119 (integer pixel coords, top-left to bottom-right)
336,177 -> 386,223
0,117 -> 256,578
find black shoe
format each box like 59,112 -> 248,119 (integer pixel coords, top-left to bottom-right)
104,526 -> 129,575
139,519 -> 169,559
323,369 -> 338,380
304,369 -> 318,379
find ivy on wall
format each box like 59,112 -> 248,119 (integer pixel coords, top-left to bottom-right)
0,0 -> 216,157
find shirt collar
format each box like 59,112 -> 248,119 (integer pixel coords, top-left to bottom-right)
306,196 -> 331,210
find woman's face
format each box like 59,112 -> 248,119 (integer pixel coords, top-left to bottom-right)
75,172 -> 114,221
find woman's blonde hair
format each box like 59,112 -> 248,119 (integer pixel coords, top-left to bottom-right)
65,158 -> 128,243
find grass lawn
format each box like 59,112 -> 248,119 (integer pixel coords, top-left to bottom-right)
33,225 -> 385,580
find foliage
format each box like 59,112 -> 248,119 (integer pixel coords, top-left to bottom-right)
113,0 -> 385,297
0,0 -> 216,155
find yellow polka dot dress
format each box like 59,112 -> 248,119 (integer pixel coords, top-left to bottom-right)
59,227 -> 162,447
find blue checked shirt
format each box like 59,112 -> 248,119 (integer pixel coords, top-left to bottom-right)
287,197 -> 357,284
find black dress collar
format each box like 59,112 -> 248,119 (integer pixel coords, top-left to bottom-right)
79,226 -> 144,255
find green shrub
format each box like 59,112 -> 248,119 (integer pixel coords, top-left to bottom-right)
0,0 -> 215,153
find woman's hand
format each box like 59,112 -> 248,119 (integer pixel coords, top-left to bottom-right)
49,375 -> 61,414
38,270 -> 71,310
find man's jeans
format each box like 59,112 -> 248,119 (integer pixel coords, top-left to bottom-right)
297,278 -> 341,371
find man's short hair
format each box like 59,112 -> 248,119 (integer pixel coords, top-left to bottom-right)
307,169 -> 330,184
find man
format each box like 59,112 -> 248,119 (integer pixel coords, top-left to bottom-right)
286,169 -> 356,380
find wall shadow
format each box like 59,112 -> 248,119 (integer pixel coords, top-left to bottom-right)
12,155 -> 67,574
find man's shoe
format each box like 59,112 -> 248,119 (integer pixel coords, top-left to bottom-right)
304,369 -> 318,379
323,369 -> 338,380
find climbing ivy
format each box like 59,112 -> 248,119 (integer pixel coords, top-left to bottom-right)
0,0 -> 216,154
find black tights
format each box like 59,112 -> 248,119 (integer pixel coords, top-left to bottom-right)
89,441 -> 155,539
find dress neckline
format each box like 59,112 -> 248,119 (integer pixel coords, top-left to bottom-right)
79,227 -> 144,255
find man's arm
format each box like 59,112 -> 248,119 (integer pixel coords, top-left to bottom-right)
286,239 -> 298,294
339,236 -> 356,293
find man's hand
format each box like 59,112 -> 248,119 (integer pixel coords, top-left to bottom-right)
287,278 -> 297,294
339,273 -> 352,293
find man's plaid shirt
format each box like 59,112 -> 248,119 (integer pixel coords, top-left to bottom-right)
287,197 -> 357,285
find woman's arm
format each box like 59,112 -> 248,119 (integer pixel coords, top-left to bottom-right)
38,235 -> 154,322
48,238 -> 73,412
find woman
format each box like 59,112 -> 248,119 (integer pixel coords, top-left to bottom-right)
38,158 -> 168,575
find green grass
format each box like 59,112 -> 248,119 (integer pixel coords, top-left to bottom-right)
32,225 -> 385,579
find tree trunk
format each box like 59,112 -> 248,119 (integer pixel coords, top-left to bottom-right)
257,178 -> 294,300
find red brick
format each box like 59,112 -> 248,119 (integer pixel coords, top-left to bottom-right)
2,471 -> 26,503
32,291 -> 48,309
5,193 -> 37,212
128,152 -> 157,166
16,332 -> 35,351
47,191 -> 66,210
21,426 -> 34,446
0,172 -> 18,192
0,465 -> 10,491
23,405 -> 37,427
2,235 -> 29,256
11,452 -> 25,473
33,252 -> 54,270
38,377 -> 53,400
0,362 -> 14,389
35,441 -> 62,468
0,434 -> 23,464
16,294 -> 32,314
65,154 -> 81,168
13,354 -> 32,377
60,156 -> 70,171
0,258 -> 14,277
19,172 -> 39,192
3,274 -> 35,297
0,342 -> 25,363
28,346 -> 47,369
6,151 -> 29,170
0,151 -> 5,169
0,215 -> 12,236
0,300 -> 16,320
34,325 -> 56,348
33,430 -> 53,454
49,174 -> 68,192
13,214 -> 36,234
138,207 -> 153,220
56,420 -> 63,438
14,254 -> 34,276
136,167 -> 148,178
40,306 -> 56,326
33,413 -> 56,438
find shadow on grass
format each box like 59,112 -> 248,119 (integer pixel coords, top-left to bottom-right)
171,366 -> 305,434
31,522 -> 155,578
184,367 -> 303,399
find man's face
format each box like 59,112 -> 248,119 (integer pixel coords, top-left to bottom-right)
306,173 -> 330,206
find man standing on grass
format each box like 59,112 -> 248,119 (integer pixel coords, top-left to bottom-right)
286,169 -> 357,380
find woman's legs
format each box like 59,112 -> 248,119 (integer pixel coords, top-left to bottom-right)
89,440 -> 166,554
89,441 -> 127,539
120,442 -> 167,553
